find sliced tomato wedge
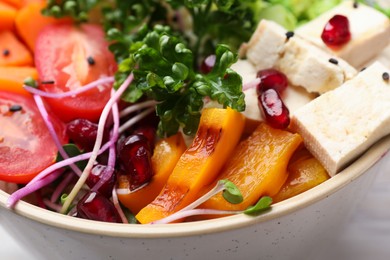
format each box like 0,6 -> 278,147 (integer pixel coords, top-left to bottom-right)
0,91 -> 67,184
35,22 -> 117,122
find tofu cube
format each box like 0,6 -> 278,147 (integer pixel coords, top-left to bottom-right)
291,62 -> 390,176
296,1 -> 390,69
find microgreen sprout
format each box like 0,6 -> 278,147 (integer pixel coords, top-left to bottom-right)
60,73 -> 134,214
150,180 -> 272,224
23,76 -> 115,98
23,77 -> 38,88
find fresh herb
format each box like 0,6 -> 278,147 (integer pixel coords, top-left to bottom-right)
116,25 -> 245,136
42,0 -> 100,22
244,196 -> 273,215
219,180 -> 244,204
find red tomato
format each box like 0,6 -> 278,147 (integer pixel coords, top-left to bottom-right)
0,91 -> 67,184
35,22 -> 117,123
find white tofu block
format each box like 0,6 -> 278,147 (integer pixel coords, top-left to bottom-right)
240,20 -> 287,70
297,1 -> 390,69
276,36 -> 357,94
291,62 -> 390,176
241,20 -> 357,94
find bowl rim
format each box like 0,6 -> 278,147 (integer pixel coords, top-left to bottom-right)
1,135 -> 390,238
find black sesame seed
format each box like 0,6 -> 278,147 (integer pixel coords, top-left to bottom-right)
285,31 -> 294,40
87,56 -> 95,65
9,104 -> 22,112
2,49 -> 10,57
353,1 -> 359,8
360,67 -> 367,72
383,72 -> 389,81
329,58 -> 339,65
41,80 -> 55,84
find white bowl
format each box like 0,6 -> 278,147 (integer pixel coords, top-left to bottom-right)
1,135 -> 390,260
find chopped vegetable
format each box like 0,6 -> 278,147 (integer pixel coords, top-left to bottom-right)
198,123 -> 302,213
273,149 -> 330,203
117,132 -> 187,214
0,66 -> 38,96
0,1 -> 17,31
0,30 -> 33,66
136,107 -> 245,224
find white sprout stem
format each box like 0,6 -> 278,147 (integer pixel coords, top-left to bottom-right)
119,100 -> 157,118
33,95 -> 83,177
24,77 -> 115,98
150,181 -> 226,224
60,73 -> 134,214
7,169 -> 64,208
112,186 -> 129,224
27,140 -> 113,185
118,107 -> 155,134
242,78 -> 260,91
50,171 -> 75,203
92,91 -> 119,193
43,199 -> 63,212
151,208 -> 241,225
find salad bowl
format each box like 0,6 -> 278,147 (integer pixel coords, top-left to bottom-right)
1,134 -> 389,260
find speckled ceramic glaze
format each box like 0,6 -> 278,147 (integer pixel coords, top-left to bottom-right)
1,135 -> 389,260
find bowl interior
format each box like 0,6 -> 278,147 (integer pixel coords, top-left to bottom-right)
1,135 -> 390,238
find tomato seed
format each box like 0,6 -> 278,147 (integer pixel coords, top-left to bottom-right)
9,104 -> 22,112
87,56 -> 95,65
2,49 -> 10,57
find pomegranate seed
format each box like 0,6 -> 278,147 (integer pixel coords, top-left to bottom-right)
117,134 -> 154,190
133,126 -> 156,149
256,69 -> 288,94
258,88 -> 290,129
200,54 -> 216,74
321,15 -> 351,48
66,119 -> 100,151
85,164 -> 116,198
77,191 -> 121,223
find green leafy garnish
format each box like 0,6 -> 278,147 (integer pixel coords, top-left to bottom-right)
116,25 -> 245,136
56,144 -> 87,170
219,180 -> 244,204
244,196 -> 273,215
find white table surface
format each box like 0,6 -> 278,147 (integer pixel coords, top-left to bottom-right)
2,1 -> 390,259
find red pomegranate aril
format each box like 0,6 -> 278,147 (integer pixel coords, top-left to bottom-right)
256,68 -> 288,94
133,126 -> 156,150
77,191 -> 121,223
118,134 -> 154,191
321,15 -> 351,48
200,54 -> 216,74
258,88 -> 290,129
85,164 -> 116,198
66,119 -> 99,151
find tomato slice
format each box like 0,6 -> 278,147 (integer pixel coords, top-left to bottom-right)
35,22 -> 117,123
0,91 -> 67,184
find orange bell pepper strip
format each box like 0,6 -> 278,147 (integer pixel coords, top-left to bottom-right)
15,2 -> 71,52
0,30 -> 33,67
117,132 -> 187,214
272,150 -> 330,203
136,107 -> 245,224
2,0 -> 22,8
199,122 -> 303,212
0,66 -> 38,96
0,1 -> 17,31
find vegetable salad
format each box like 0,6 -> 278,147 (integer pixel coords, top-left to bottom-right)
0,0 -> 389,224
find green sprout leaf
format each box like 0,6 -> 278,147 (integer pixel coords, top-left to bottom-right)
56,144 -> 87,170
244,196 -> 272,215
219,180 -> 243,204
